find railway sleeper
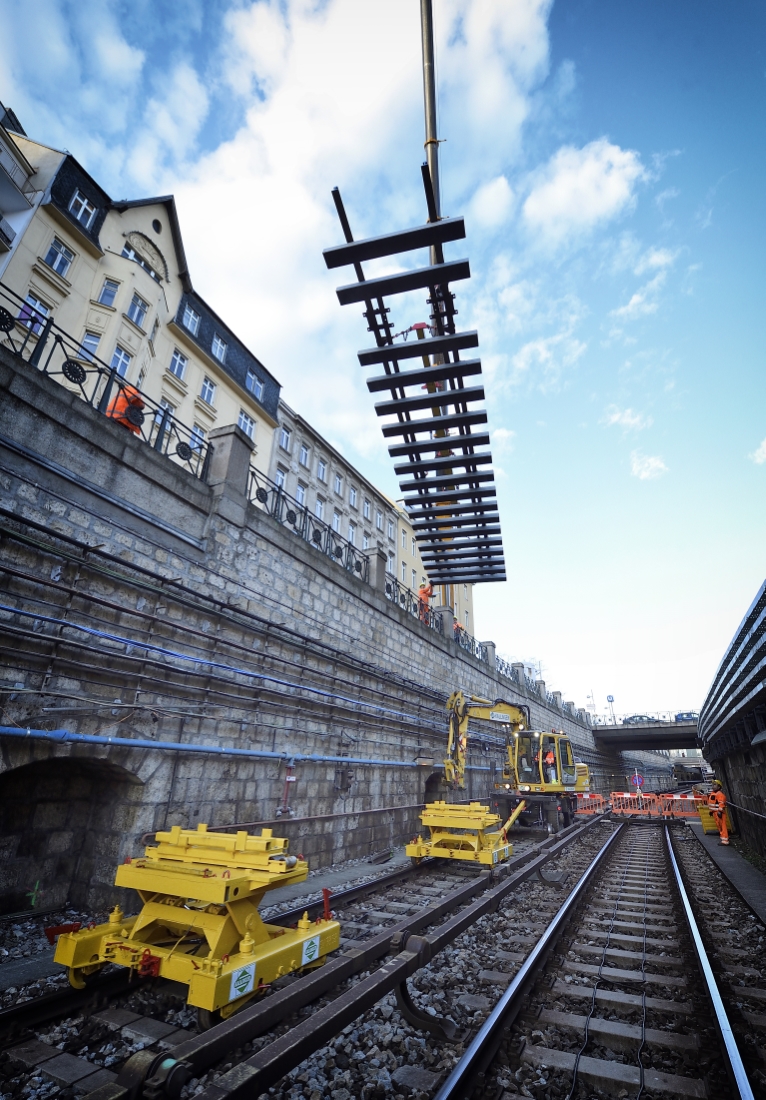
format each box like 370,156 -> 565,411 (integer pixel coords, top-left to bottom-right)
549,978 -> 693,1015
563,958 -> 688,986
535,1006 -> 700,1052
568,941 -> 685,967
520,1042 -> 708,1097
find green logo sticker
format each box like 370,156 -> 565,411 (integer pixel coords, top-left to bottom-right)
301,936 -> 320,965
229,962 -> 255,1002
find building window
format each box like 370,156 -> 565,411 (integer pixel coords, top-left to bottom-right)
69,189 -> 97,228
169,348 -> 187,380
315,498 -> 325,521
111,346 -> 132,378
296,483 -> 306,506
334,473 -> 343,495
464,584 -> 468,598
388,553 -> 395,574
44,238 -> 74,277
363,533 -> 369,550
18,293 -> 49,334
182,303 -> 200,335
401,561 -> 407,583
317,458 -> 327,482
200,376 -> 216,405
275,466 -> 286,489
363,499 -> 371,520
98,278 -> 119,307
127,292 -> 149,329
465,610 -> 469,628
401,528 -> 406,549
376,510 -> 383,531
299,443 -> 310,467
332,512 -> 341,533
348,522 -> 356,545
349,486 -> 357,508
122,245 -> 160,282
246,369 -> 264,400
238,409 -> 255,439
78,331 -> 100,362
387,519 -> 394,539
190,425 -> 206,452
412,568 -> 417,590
155,397 -> 174,424
412,536 -> 416,556
212,333 -> 227,362
279,426 -> 291,451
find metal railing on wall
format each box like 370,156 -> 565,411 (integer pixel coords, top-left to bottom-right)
454,625 -> 486,662
0,281 -> 211,480
248,467 -> 370,584
384,573 -> 443,635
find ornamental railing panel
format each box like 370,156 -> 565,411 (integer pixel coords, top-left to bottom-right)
248,467 -> 369,584
383,573 -> 443,635
0,280 -> 211,480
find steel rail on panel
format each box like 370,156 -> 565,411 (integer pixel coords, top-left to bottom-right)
433,822 -> 625,1100
665,826 -> 755,1100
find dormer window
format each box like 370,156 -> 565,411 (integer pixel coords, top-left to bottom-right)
182,303 -> 200,335
246,369 -> 264,401
69,189 -> 97,229
212,334 -> 227,363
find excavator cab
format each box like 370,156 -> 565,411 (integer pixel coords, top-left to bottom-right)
503,731 -> 586,794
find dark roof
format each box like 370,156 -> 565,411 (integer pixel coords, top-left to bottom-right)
47,155 -> 111,248
0,102 -> 26,137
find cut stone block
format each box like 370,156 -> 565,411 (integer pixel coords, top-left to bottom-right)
41,1053 -> 101,1087
121,1017 -> 176,1043
391,1065 -> 442,1092
91,1008 -> 142,1030
7,1039 -> 59,1069
479,969 -> 513,984
157,1028 -> 195,1051
457,994 -> 490,1011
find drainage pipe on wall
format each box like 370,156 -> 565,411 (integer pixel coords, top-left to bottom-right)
0,724 -> 492,772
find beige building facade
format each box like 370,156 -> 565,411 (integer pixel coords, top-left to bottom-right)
0,110 -> 280,475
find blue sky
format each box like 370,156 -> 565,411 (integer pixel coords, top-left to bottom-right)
1,0 -> 764,717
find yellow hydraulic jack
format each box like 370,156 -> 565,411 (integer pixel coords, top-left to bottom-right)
54,824 -> 340,1027
406,801 -> 522,866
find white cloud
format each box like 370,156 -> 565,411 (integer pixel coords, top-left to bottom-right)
603,406 -> 653,432
522,138 -> 645,248
468,176 -> 514,229
634,247 -> 678,275
630,451 -> 668,480
610,272 -> 666,321
510,333 -> 587,392
750,439 -> 766,465
491,427 -> 516,452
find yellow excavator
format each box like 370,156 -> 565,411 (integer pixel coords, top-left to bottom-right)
444,690 -> 590,831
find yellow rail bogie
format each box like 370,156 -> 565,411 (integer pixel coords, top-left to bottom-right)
54,824 -> 340,1013
406,801 -> 512,865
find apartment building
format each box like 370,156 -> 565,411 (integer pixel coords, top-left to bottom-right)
269,401 -> 475,631
0,106 -> 280,472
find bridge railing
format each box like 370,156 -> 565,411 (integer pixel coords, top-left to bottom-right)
591,711 -> 699,726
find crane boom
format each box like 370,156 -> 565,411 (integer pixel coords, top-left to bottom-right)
444,690 -> 529,789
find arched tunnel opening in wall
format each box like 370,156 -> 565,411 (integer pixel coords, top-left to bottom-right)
0,756 -> 143,915
424,770 -> 450,803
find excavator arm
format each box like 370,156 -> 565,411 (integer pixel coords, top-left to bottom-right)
444,690 -> 529,789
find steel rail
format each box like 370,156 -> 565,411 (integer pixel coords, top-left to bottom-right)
0,970 -> 132,1040
665,826 -> 755,1100
432,822 -> 624,1100
83,817 -> 606,1100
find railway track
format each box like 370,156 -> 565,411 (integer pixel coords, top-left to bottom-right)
0,820 -> 604,1100
2,818 -> 762,1100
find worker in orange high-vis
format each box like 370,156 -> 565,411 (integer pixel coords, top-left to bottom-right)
417,582 -> 434,623
106,384 -> 145,435
708,780 -> 730,845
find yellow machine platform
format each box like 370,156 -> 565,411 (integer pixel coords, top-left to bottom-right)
54,824 -> 340,1022
406,801 -> 513,865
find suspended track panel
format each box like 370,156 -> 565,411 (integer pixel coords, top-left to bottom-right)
323,180 -> 506,585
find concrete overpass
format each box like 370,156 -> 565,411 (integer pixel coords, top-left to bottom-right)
593,719 -> 699,752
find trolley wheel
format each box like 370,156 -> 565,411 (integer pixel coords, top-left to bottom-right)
196,990 -> 259,1031
67,963 -> 104,989
410,856 -> 423,867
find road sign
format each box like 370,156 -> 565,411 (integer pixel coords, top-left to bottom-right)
631,773 -> 644,787
607,695 -> 614,703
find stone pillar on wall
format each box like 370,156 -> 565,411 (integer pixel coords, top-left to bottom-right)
512,662 -> 525,686
207,424 -> 255,526
536,679 -> 546,699
434,605 -> 455,637
368,549 -> 389,594
552,690 -> 563,709
483,641 -> 496,670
